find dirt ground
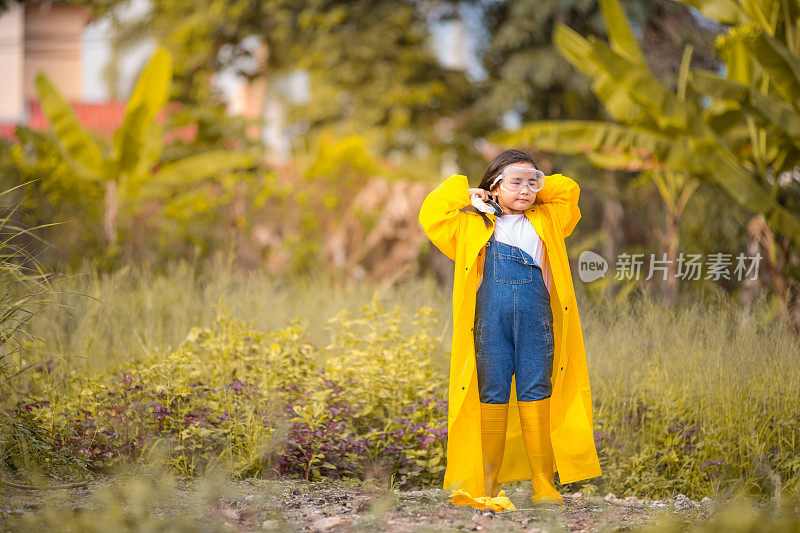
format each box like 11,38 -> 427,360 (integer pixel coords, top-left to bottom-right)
0,476 -> 713,532
248,480 -> 710,532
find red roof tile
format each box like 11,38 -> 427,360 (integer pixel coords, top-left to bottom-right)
0,99 -> 197,143
0,124 -> 17,141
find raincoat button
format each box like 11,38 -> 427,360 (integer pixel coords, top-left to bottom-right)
461,386 -> 465,390
560,367 -> 564,371
565,306 -> 568,310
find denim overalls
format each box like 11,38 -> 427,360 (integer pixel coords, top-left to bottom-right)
473,235 -> 555,404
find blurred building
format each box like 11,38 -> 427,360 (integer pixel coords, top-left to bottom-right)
0,0 -> 482,162
0,1 -> 193,143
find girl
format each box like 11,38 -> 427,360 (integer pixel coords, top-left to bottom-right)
418,149 -> 601,508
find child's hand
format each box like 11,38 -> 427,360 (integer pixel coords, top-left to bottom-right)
467,188 -> 498,203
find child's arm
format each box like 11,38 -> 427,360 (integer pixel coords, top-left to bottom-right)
535,173 -> 581,238
418,174 -> 471,261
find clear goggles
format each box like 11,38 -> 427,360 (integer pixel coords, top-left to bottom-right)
490,168 -> 545,193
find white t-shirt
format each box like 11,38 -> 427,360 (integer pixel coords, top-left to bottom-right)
479,214 -> 552,294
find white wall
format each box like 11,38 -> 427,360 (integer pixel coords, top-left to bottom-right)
23,3 -> 90,101
0,4 -> 25,121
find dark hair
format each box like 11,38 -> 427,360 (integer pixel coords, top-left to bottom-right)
478,149 -> 539,191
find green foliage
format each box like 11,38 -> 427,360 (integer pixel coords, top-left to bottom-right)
289,133 -> 396,273
112,47 -> 172,180
322,296 -> 444,421
160,102 -> 264,161
494,0 -> 800,284
95,0 -> 473,158
478,0 -> 606,123
8,264 -> 800,501
34,74 -> 105,180
0,128 -> 107,266
563,291 -> 800,502
31,45 -> 258,264
0,182 -> 93,482
0,183 -> 63,397
23,308 -> 315,477
17,298 -> 447,486
5,127 -> 104,213
303,134 -> 388,186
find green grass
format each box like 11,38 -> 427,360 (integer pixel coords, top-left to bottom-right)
15,257 -> 452,375
8,256 -> 800,502
576,289 -> 800,501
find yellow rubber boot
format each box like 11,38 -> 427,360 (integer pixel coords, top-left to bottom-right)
518,398 -> 564,504
479,402 -> 509,498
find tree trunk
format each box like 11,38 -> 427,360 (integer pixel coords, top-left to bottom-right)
741,214 -> 763,316
104,180 -> 118,248
662,209 -> 679,305
744,215 -> 800,328
600,170 -> 623,298
127,212 -> 147,265
775,234 -> 800,330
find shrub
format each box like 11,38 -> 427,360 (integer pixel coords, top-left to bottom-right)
19,300 -> 448,488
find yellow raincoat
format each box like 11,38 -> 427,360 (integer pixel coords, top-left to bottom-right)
418,173 -> 601,497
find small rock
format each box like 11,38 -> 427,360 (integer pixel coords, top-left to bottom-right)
621,496 -> 643,508
701,497 -> 712,504
673,494 -> 695,510
262,520 -> 280,530
245,495 -> 254,501
220,508 -> 239,522
312,516 -> 344,531
604,492 -> 617,503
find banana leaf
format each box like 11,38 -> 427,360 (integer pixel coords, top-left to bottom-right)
113,46 -> 173,176
691,70 -> 800,146
490,120 -> 704,173
671,0 -> 748,25
599,0 -> 647,68
493,120 -> 800,245
553,23 -> 652,127
33,72 -> 104,181
705,149 -> 800,242
589,39 -> 708,138
701,105 -> 751,145
751,31 -> 800,105
751,90 -> 800,138
140,150 -> 257,200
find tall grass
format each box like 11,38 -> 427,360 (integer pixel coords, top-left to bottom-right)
10,252 -> 800,501
577,289 -> 800,500
584,289 -> 799,403
0,183 -> 64,397
16,257 -> 452,375
1,182 -> 94,482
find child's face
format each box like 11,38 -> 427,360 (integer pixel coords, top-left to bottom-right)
490,163 -> 538,214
